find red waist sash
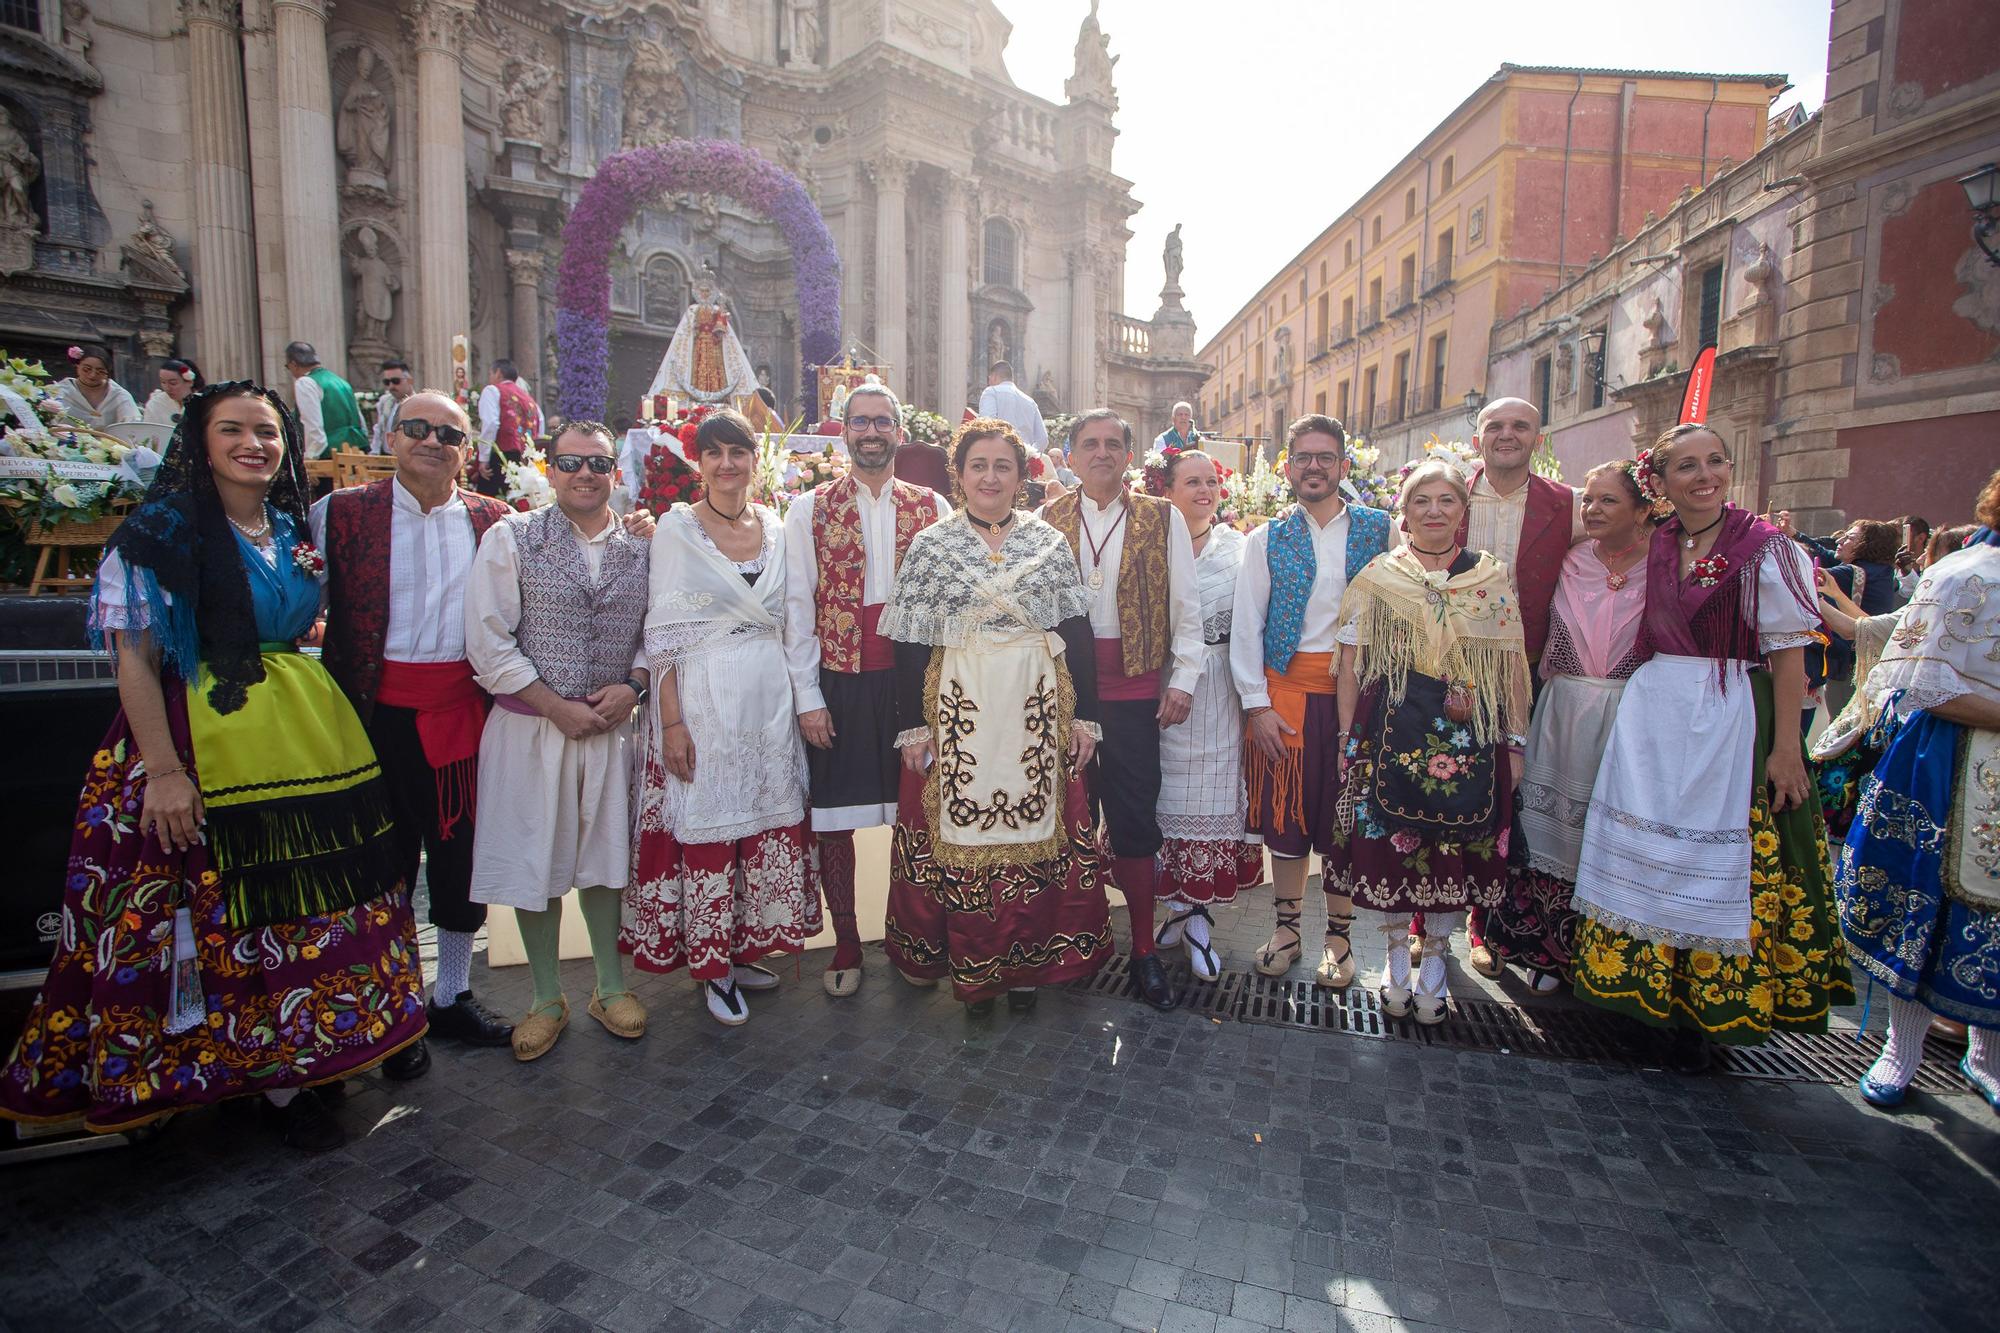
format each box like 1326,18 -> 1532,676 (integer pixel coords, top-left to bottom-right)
376,659 -> 487,839
1095,637 -> 1162,703
859,602 -> 895,672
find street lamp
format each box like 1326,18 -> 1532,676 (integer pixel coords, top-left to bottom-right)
1960,163 -> 2000,267
1462,387 -> 1485,427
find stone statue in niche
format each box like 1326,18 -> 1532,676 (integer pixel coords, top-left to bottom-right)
785,0 -> 822,67
61,0 -> 94,65
121,200 -> 186,288
0,109 -> 38,238
348,225 -> 399,344
986,319 -> 1008,368
336,48 -> 392,196
1272,326 -> 1293,385
1162,223 -> 1183,291
1554,342 -> 1575,399
1741,240 -> 1778,308
621,39 -> 685,148
1642,297 -> 1669,350
1034,368 -> 1059,411
501,49 -> 556,143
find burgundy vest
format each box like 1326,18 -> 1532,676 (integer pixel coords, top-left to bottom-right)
492,380 -> 538,454
322,479 -> 511,719
1457,467 -> 1573,660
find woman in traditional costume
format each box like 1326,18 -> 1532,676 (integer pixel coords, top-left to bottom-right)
1838,470 -> 2000,1112
623,409 -> 820,1028
141,358 -> 203,428
0,383 -> 419,1151
881,418 -> 1113,1016
52,342 -> 141,429
1481,461 -> 1652,991
1330,460 -> 1531,1025
1570,424 -> 1853,1072
1145,448 -> 1250,981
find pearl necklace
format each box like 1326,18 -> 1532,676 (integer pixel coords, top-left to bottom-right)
227,506 -> 271,541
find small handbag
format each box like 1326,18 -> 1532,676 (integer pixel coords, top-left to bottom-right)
1366,671 -> 1498,836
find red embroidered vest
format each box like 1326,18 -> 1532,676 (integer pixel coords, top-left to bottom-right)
492,380 -> 538,454
811,475 -> 941,674
1457,468 -> 1573,660
1044,489 -> 1172,676
322,479 -> 512,718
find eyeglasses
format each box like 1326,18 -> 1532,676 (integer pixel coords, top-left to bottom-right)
846,415 -> 898,433
551,454 -> 616,475
397,418 -> 469,448
1290,452 -> 1344,469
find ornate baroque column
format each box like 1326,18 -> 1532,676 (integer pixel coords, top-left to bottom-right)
505,249 -> 544,380
180,0 -> 261,377
1069,246 -> 1100,411
405,0 -> 474,387
271,0 -> 343,370
938,175 -> 973,414
870,156 -> 911,384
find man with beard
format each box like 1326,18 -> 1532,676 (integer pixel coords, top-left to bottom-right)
1042,409 -> 1204,1010
783,382 -> 949,995
1230,416 -> 1390,988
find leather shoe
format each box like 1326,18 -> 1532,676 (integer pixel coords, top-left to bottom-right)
262,1089 -> 345,1154
1130,953 -> 1178,1012
1007,987 -> 1038,1014
381,1037 -> 431,1082
427,991 -> 515,1047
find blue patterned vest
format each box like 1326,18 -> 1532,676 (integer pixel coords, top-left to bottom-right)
1261,503 -> 1390,673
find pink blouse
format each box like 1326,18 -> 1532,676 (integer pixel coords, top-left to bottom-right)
1542,540 -> 1648,680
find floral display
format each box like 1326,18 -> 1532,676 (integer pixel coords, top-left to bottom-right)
899,404 -> 951,446
639,404 -> 712,513
754,420 -> 850,512
554,140 -> 840,421
1232,447 -> 1291,526
500,442 -> 555,511
0,355 -> 151,532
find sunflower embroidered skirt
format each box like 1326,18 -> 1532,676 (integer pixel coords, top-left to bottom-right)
0,653 -> 423,1132
1570,670 -> 1854,1044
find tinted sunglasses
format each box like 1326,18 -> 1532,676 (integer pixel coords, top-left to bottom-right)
397,418 -> 468,447
551,454 -> 616,475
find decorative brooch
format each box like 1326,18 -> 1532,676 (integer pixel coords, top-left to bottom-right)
292,540 -> 326,577
1689,553 -> 1729,588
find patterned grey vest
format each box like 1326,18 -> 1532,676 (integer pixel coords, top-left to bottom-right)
512,506 -> 650,699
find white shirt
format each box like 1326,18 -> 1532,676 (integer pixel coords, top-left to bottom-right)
976,380 -> 1048,450
782,479 -> 950,712
1465,471 -> 1584,574
1229,505 -> 1353,711
1070,493 -> 1205,696
465,515 -> 644,698
141,389 -> 182,428
369,392 -> 406,455
309,476 -> 478,662
476,383 -> 501,459
293,373 -> 327,457
54,378 -> 141,429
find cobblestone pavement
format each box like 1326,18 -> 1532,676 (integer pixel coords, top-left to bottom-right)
5,881 -> 2000,1333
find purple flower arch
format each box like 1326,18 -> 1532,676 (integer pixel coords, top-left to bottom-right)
554,139 -> 841,421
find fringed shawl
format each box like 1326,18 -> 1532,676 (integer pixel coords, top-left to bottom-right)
1643,506 -> 1818,688
880,512 -> 1091,649
1337,546 -> 1530,746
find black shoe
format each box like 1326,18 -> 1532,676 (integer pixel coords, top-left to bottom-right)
427,992 -> 514,1047
312,1078 -> 351,1104
966,997 -> 996,1018
261,1089 -> 346,1154
1130,954 -> 1179,1012
382,1037 -> 431,1082
1664,1027 -> 1714,1076
1007,988 -> 1039,1014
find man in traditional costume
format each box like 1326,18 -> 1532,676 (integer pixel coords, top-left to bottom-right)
285,340 -> 368,458
312,391 -> 517,1067
783,382 -> 949,996
1042,409 -> 1204,1010
474,359 -> 541,497
465,422 -> 651,1060
1449,395 -> 1583,979
1230,415 -> 1391,987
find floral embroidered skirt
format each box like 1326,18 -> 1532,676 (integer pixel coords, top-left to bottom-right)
1835,711 -> 2000,1029
622,821 -> 821,982
1324,683 -> 1510,916
0,673 -> 425,1133
1160,837 -> 1261,906
1571,672 -> 1855,1044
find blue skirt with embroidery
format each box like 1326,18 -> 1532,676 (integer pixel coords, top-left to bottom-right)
1835,711 -> 2000,1028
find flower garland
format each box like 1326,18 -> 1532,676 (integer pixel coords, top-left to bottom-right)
554,140 -> 841,421
639,405 -> 711,512
1136,442 -> 1240,527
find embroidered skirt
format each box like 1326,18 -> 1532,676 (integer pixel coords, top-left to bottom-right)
1571,671 -> 1854,1043
1835,712 -> 2000,1029
0,658 -> 425,1133
1158,642 -> 1248,904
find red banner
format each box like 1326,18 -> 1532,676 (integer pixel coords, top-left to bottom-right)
1678,344 -> 1717,424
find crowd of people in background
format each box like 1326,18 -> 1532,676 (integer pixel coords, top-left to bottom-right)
0,348 -> 1994,1155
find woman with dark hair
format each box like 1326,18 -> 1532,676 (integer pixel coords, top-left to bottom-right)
623,408 -> 821,1028
52,342 -> 140,428
1571,424 -> 1853,1072
1838,468 -> 2000,1112
879,418 -> 1111,1016
1481,460 -> 1653,991
142,358 -> 204,427
0,383 -> 420,1150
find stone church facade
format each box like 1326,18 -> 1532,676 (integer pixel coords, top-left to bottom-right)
0,0 -> 1204,427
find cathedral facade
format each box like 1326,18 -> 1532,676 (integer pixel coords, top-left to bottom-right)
0,0 -> 1203,427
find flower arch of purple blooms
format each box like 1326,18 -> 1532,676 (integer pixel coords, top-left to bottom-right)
554,139 -> 842,422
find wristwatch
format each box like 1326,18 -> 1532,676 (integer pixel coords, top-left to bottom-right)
625,674 -> 650,705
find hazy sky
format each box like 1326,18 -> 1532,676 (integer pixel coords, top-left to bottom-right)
999,0 -> 1833,336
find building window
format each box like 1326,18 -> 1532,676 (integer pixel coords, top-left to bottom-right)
1314,391 -> 1327,415
1336,379 -> 1349,422
1372,216 -> 1382,244
1391,351 -> 1410,419
982,217 -> 1017,288
0,1 -> 40,32
1428,332 -> 1447,413
1404,187 -> 1416,221
1315,293 -> 1329,347
1341,295 -> 1354,333
1319,260 -> 1326,283
1697,263 -> 1723,349
1344,239 -> 1353,266
1440,156 -> 1454,191
1532,354 -> 1552,423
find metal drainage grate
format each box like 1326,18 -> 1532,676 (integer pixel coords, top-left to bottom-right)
1070,959 -> 1974,1093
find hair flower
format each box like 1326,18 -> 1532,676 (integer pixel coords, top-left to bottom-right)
66,345 -> 83,362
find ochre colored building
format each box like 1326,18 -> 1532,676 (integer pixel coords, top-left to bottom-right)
1198,65 -> 1787,463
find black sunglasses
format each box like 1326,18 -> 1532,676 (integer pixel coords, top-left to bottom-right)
397,418 -> 469,447
551,454 -> 616,475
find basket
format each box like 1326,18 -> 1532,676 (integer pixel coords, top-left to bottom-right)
25,510 -> 127,545
21,501 -> 131,595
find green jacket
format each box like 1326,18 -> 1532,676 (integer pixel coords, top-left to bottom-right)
309,365 -> 369,455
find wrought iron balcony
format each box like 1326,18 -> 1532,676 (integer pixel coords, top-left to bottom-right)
1357,301 -> 1382,332
1421,255 -> 1454,293
1387,281 -> 1416,315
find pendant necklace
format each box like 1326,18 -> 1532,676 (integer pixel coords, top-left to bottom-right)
1598,538 -> 1644,591
1409,541 -> 1458,605
968,509 -> 1013,565
1679,511 -> 1725,550
1081,501 -> 1128,590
